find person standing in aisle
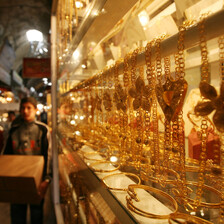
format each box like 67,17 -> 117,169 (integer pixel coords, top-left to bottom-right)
3,96 -> 52,224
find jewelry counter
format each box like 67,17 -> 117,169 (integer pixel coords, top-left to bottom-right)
51,1 -> 224,223
57,136 -> 185,224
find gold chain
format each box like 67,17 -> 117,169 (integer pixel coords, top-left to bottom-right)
195,15 -> 209,210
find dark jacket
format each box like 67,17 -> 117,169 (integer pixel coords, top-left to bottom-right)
4,119 -> 52,181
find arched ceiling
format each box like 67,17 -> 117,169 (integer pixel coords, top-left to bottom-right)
0,0 -> 52,97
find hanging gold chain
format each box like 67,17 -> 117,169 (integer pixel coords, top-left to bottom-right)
194,14 -> 209,210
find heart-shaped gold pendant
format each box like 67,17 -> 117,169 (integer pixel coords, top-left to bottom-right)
156,78 -> 188,122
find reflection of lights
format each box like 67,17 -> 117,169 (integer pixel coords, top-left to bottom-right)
39,93 -> 43,97
71,97 -> 75,101
43,48 -> 48,52
74,115 -> 78,119
48,82 -> 52,86
81,64 -> 86,68
75,1 -> 86,9
200,209 -> 205,217
70,120 -> 76,125
2,117 -> 7,122
89,115 -> 92,119
93,10 -> 99,16
36,111 -> 41,115
138,10 -> 149,27
190,212 -> 196,216
110,156 -> 118,163
72,50 -> 79,59
75,131 -> 81,136
80,115 -> 84,120
42,78 -> 48,82
70,93 -> 73,97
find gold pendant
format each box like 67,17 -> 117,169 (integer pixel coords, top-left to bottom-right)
156,77 -> 188,122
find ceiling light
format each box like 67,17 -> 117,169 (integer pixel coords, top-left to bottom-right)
30,87 -> 35,92
26,29 -> 43,42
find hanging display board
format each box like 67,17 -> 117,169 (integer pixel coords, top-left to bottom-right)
23,58 -> 51,78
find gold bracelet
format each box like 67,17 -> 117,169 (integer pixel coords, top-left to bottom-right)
126,184 -> 178,219
185,181 -> 221,209
102,172 -> 141,191
168,212 -> 212,224
140,166 -> 180,187
88,161 -> 120,173
83,151 -> 106,162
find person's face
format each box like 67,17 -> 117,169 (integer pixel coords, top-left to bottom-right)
20,102 -> 37,122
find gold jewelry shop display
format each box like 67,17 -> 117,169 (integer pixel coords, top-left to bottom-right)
58,11 -> 224,224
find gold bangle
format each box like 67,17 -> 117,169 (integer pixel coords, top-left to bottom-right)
186,181 -> 221,209
126,184 -> 178,219
83,151 -> 106,162
102,172 -> 141,191
88,161 -> 120,173
168,212 -> 212,224
140,166 -> 180,187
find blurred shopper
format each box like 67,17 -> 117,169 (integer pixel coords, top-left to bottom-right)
0,111 -> 16,152
8,111 -> 16,124
3,97 -> 52,224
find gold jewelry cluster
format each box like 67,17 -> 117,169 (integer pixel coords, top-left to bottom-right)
60,14 -> 224,223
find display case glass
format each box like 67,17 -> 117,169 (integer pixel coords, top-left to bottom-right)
53,0 -> 224,223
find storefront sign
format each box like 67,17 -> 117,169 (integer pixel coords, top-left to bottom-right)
23,58 -> 51,78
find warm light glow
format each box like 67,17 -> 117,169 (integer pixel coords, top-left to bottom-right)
75,1 -> 85,9
37,103 -> 44,111
6,97 -> 12,102
80,115 -> 84,120
138,11 -> 149,27
75,115 -> 78,119
70,120 -> 76,125
110,156 -> 118,163
75,131 -> 81,136
26,29 -> 43,42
